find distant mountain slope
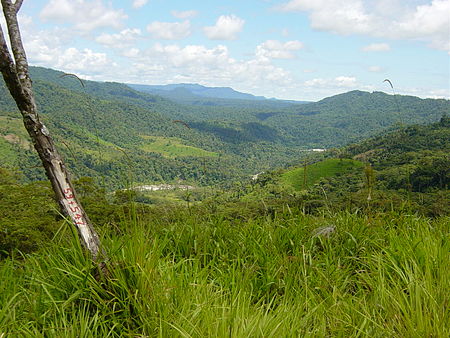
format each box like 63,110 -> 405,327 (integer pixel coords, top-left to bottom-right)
262,90 -> 450,147
129,83 -> 267,100
127,82 -> 308,107
1,66 -> 449,188
0,69 -> 248,187
0,67 -> 311,187
128,83 -> 266,100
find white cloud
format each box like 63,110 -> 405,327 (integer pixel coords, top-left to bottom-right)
151,43 -> 231,68
29,43 -> 114,75
368,65 -> 384,72
424,88 -> 450,99
278,0 -> 372,35
122,48 -> 141,58
40,0 -> 127,32
304,76 -> 358,88
171,10 -> 198,19
392,0 -> 450,52
11,14 -> 116,76
395,86 -> 450,99
278,0 -> 450,53
5,9 -> 293,98
120,42 -> 294,93
147,20 -> 191,40
362,43 -> 391,52
335,76 -> 358,87
57,48 -> 113,72
96,28 -> 142,48
256,40 -> 304,59
304,78 -> 327,87
204,15 -> 245,40
132,0 -> 148,9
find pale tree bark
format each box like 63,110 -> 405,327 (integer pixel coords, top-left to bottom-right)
0,0 -> 103,261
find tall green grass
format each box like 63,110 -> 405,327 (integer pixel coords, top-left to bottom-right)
0,209 -> 448,336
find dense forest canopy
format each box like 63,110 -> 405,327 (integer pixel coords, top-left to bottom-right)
1,0 -> 448,333
1,66 -> 448,337
1,66 -> 449,189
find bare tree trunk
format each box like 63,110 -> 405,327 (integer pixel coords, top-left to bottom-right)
0,0 -> 103,260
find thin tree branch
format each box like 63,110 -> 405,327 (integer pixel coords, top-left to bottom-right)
0,19 -> 25,109
1,0 -> 32,88
14,0 -> 23,13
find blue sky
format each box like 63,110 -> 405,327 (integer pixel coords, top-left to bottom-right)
2,0 -> 449,101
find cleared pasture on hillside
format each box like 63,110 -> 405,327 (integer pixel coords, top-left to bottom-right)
282,158 -> 364,190
140,135 -> 219,158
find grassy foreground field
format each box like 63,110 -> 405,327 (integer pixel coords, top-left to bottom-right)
0,208 -> 448,337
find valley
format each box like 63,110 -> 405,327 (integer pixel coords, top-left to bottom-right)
1,0 -> 449,335
1,66 -> 449,190
1,67 -> 449,337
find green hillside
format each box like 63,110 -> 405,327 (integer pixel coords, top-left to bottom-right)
226,117 -> 449,217
140,135 -> 218,158
1,66 -> 449,189
263,90 -> 450,147
0,71 -> 243,187
1,2 -> 449,335
1,117 -> 448,336
281,158 -> 364,190
306,118 -> 450,215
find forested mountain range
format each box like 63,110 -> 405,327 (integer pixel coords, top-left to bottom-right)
129,83 -> 266,100
0,66 -> 449,188
233,117 -> 449,218
127,82 -> 309,107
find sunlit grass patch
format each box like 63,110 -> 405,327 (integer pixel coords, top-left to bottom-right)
140,135 -> 218,158
282,158 -> 364,190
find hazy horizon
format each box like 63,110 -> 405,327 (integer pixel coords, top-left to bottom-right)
6,0 -> 449,101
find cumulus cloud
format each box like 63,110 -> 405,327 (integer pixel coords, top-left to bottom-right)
204,15 -> 245,40
392,0 -> 450,52
368,65 -> 384,72
277,0 -> 450,53
278,0 -> 372,35
256,40 -> 304,59
11,14 -> 117,77
121,43 -> 294,93
147,20 -> 191,40
132,0 -> 148,9
304,76 -> 358,88
28,43 -> 114,74
40,0 -> 127,32
57,48 -> 113,72
150,43 -> 231,68
96,28 -> 142,48
6,9 -> 293,97
122,48 -> 141,58
171,10 -> 198,19
362,43 -> 390,52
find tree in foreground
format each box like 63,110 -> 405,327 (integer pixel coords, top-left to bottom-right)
0,0 -> 103,261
